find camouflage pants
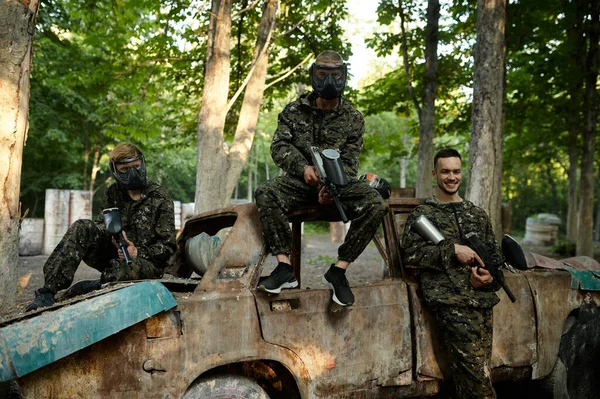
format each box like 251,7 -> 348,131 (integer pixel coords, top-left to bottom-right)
433,305 -> 496,399
43,219 -> 164,293
255,175 -> 389,262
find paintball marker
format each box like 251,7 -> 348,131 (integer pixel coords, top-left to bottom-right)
103,207 -> 132,265
412,215 -> 527,303
309,147 -> 349,223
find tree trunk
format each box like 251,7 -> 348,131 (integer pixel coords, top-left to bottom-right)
247,147 -> 253,202
194,0 -> 233,214
225,0 -> 278,205
0,0 -> 41,308
194,0 -> 278,214
567,134 -> 580,242
577,0 -> 599,256
466,0 -> 506,241
415,0 -> 439,198
546,166 -> 559,215
565,0 -> 585,243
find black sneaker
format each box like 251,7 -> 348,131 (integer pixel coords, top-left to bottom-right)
25,287 -> 56,311
323,265 -> 354,306
258,262 -> 298,294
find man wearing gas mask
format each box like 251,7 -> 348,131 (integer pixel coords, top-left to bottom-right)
255,50 -> 389,307
26,142 -> 176,311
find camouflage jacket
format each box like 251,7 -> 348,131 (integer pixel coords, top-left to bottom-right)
271,91 -> 365,180
402,196 -> 503,309
95,181 -> 176,268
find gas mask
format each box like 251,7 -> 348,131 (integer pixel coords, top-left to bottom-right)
310,63 -> 347,100
110,154 -> 147,190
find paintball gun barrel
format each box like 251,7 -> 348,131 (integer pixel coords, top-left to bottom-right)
309,147 -> 349,223
412,215 -> 527,303
103,207 -> 133,265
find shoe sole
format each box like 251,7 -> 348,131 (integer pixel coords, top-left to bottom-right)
257,280 -> 298,294
322,276 -> 354,306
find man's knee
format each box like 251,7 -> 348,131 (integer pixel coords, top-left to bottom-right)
70,219 -> 99,233
364,193 -> 389,219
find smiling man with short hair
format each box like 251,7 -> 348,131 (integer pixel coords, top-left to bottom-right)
402,148 -> 504,398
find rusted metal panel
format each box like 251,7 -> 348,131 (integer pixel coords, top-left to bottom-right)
0,281 -> 176,382
524,270 -> 581,379
191,204 -> 266,292
490,273 -> 537,368
254,281 -> 413,398
411,273 -> 537,379
563,268 -> 600,290
525,251 -> 600,271
408,281 -> 445,380
145,311 -> 181,339
18,293 -> 311,398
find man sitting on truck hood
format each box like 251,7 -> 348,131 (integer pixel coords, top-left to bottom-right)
254,50 -> 389,307
26,142 -> 176,311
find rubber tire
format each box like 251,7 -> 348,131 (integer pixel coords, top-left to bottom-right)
559,307 -> 600,399
537,356 -> 569,399
183,375 -> 270,399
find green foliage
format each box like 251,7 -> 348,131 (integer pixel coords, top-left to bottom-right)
551,240 -> 576,257
19,0 -> 599,236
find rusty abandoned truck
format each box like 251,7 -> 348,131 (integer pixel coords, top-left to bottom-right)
2,199 -> 600,398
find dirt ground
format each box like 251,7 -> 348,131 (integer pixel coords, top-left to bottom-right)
15,231 -> 386,304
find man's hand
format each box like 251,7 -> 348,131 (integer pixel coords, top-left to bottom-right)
470,266 -> 494,288
454,244 -> 484,267
112,231 -> 138,259
318,186 -> 333,205
304,166 -> 320,186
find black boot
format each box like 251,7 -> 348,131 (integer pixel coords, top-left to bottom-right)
25,287 -> 56,311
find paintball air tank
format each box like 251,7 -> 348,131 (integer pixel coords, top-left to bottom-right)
309,147 -> 349,223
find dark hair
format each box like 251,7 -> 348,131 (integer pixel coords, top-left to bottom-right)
434,148 -> 462,170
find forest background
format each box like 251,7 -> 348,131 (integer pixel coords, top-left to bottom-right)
1,0 -> 599,305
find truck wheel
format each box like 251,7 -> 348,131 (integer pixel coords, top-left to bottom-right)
558,300 -> 600,399
183,375 -> 270,399
537,356 -> 569,399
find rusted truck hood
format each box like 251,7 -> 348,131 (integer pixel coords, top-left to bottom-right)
526,252 -> 600,290
0,281 -> 176,382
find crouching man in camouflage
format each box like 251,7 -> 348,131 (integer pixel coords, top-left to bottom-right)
402,148 -> 504,398
27,142 -> 176,311
255,50 -> 389,307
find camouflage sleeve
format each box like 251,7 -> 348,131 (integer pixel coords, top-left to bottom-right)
270,107 -> 310,179
402,207 -> 457,272
338,111 -> 364,179
136,198 -> 176,267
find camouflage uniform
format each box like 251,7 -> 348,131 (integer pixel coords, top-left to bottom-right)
402,196 -> 503,399
43,181 -> 176,293
255,92 -> 388,262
